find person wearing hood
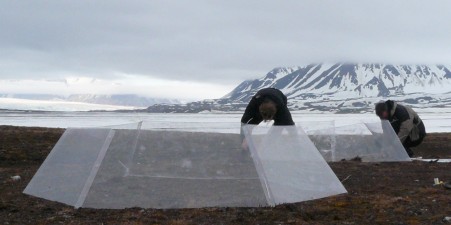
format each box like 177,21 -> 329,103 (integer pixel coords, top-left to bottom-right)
241,88 -> 294,126
240,88 -> 295,149
375,100 -> 426,157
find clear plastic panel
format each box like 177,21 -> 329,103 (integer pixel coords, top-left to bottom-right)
365,121 -> 411,162
101,121 -> 142,130
82,130 -> 266,209
243,125 -> 347,205
334,121 -> 411,162
140,121 -> 240,134
335,123 -> 372,135
299,121 -> 336,161
23,128 -> 113,206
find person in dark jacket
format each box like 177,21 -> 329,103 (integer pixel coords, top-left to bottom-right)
375,100 -> 426,157
241,88 -> 295,126
240,88 -> 294,149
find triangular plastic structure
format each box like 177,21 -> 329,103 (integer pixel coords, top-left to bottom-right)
242,125 -> 347,205
24,122 -> 347,209
299,120 -> 411,162
333,121 -> 411,162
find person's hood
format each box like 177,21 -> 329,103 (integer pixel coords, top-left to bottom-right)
388,100 -> 397,117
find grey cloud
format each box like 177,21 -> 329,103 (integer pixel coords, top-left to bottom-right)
1,0 -> 451,84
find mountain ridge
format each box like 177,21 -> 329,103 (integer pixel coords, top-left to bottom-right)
224,63 -> 451,102
145,63 -> 451,113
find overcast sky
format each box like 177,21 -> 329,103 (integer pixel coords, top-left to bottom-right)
1,0 -> 451,100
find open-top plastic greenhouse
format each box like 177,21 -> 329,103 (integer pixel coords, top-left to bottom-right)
24,120 -> 408,209
302,120 -> 411,162
24,122 -> 348,209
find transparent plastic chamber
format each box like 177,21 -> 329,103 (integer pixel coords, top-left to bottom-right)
301,120 -> 411,162
24,120 -> 408,209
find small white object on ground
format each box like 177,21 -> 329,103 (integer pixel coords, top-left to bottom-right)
433,178 -> 444,186
340,175 -> 352,182
443,216 -> 451,223
412,158 -> 451,163
434,178 -> 440,185
11,175 -> 21,181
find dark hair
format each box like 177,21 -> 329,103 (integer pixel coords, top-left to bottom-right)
375,102 -> 388,117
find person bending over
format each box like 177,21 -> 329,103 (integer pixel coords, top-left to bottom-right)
375,100 -> 426,157
241,88 -> 294,125
240,88 -> 294,148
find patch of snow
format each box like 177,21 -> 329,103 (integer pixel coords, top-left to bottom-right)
0,97 -> 139,112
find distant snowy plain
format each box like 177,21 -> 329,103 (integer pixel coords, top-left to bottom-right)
0,110 -> 449,133
1,97 -> 449,132
0,97 -> 138,111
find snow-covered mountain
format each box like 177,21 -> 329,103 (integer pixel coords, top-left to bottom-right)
145,63 -> 451,113
225,64 -> 451,101
221,64 -> 451,112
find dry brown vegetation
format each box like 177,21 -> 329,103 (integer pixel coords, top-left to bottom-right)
1,126 -> 450,224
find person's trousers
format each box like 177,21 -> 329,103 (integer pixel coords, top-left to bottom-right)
403,121 -> 426,157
